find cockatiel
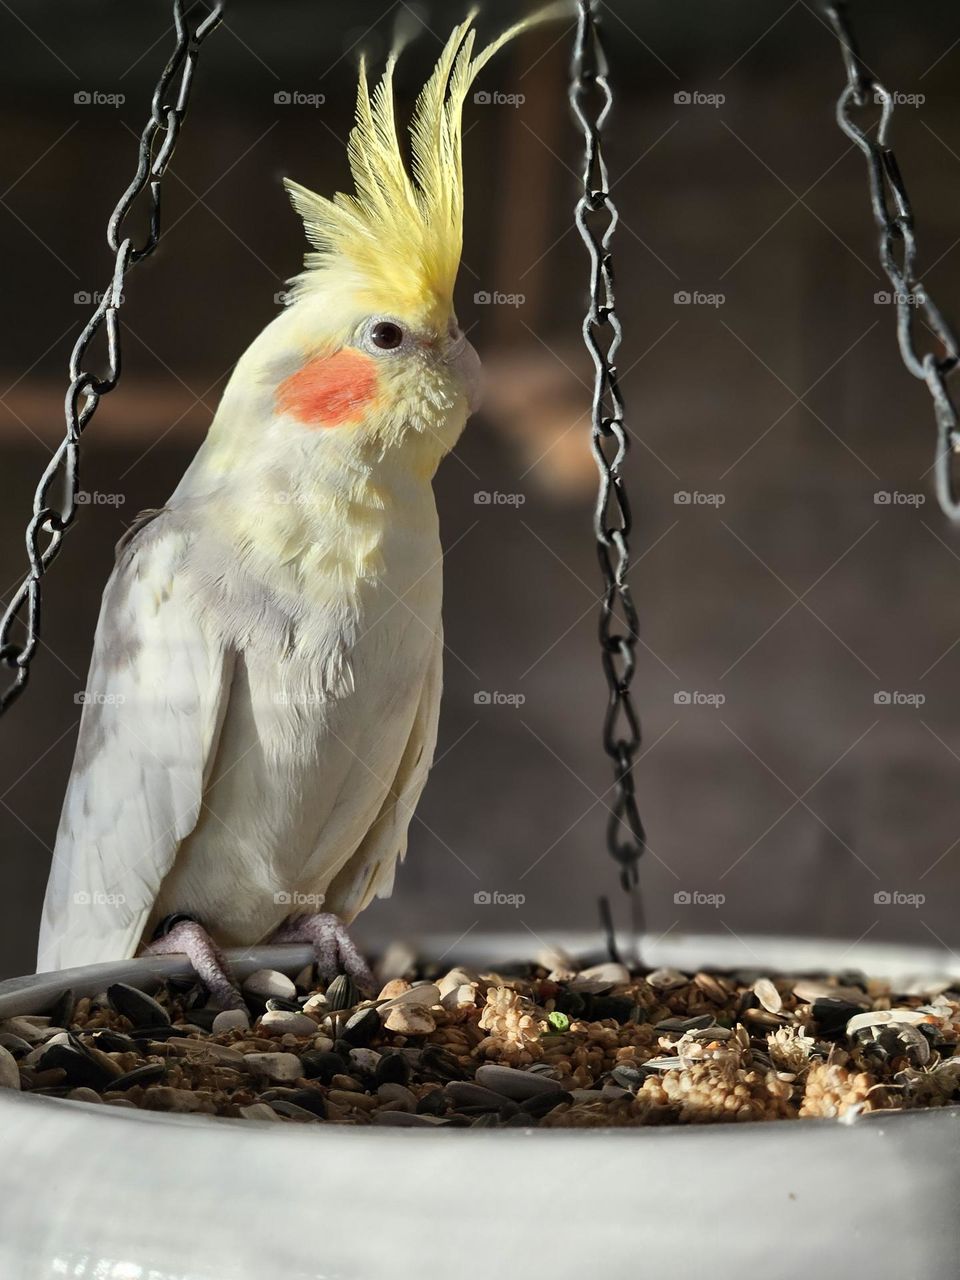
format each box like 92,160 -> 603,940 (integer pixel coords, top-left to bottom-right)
37,12 -> 548,1005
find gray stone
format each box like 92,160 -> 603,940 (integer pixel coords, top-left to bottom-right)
475,1064 -> 564,1100
0,1045 -> 20,1091
376,1083 -> 417,1111
212,1009 -> 250,1035
372,1110 -> 448,1127
239,1102 -> 281,1121
446,1081 -> 513,1111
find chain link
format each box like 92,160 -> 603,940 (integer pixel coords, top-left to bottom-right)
822,1 -> 960,520
570,0 -> 646,902
0,0 -> 225,716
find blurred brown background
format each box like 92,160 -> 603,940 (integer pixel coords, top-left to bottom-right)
2,0 -> 960,980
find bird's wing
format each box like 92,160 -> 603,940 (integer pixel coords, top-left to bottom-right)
324,627 -> 443,922
37,515 -> 234,971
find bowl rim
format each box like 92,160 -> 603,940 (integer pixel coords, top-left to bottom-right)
3,930 -> 957,1010
1,932 -> 955,1138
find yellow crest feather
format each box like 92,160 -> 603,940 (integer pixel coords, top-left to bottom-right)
284,7 -> 562,329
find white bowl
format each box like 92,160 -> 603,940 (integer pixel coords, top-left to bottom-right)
1,935 -> 958,1280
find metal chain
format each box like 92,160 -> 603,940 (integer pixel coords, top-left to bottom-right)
570,0 -> 647,919
0,0 -> 225,716
822,1 -> 960,520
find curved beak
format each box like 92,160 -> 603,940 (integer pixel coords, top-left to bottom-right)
445,330 -> 484,415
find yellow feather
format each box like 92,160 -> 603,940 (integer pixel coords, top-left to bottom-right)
284,5 -> 566,329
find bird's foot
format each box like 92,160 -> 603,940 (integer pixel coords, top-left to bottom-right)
270,913 -> 374,992
146,918 -> 245,1011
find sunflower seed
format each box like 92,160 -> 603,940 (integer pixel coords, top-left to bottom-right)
753,978 -> 783,1014
110,1063 -> 166,1090
107,983 -> 171,1027
341,1007 -> 381,1047
37,1044 -> 113,1090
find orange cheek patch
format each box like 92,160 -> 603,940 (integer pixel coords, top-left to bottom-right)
276,349 -> 379,428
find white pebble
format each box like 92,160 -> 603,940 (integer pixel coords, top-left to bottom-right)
142,1087 -> 213,1114
242,1051 -> 303,1083
259,1010 -> 318,1037
242,969 -> 297,1001
441,983 -> 478,1011
436,969 -> 477,999
646,968 -> 689,991
348,1048 -> 381,1074
66,1087 -> 101,1104
383,1005 -> 436,1035
570,963 -> 631,991
377,979 -> 412,1001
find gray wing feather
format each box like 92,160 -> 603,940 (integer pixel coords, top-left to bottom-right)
37,515 -> 234,971
323,630 -> 443,922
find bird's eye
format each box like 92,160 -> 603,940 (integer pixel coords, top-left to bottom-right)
369,320 -> 404,351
